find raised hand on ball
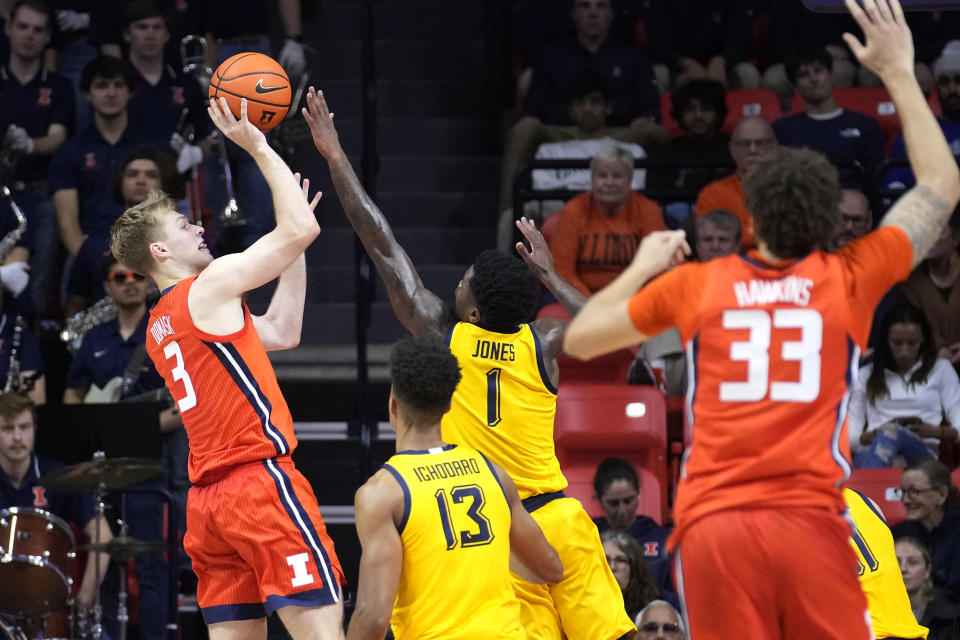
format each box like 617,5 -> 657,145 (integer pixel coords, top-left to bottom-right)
208,97 -> 267,154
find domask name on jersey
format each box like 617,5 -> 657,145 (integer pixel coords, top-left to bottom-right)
410,458 -> 482,483
733,275 -> 814,308
469,340 -> 516,362
150,315 -> 175,344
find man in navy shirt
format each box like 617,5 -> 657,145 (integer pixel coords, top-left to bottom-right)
772,48 -> 885,191
0,392 -> 112,610
0,0 -> 75,309
64,254 -> 185,640
49,55 -> 146,260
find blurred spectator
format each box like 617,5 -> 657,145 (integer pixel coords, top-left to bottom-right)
64,144 -> 176,317
0,393 -> 111,608
908,13 -> 960,96
501,0 -> 668,230
761,4 -> 858,104
694,208 -> 741,261
50,1 -> 96,128
547,146 -> 666,295
772,48 -> 885,189
64,254 -> 184,640
90,0 -> 200,67
601,529 -> 661,622
121,0 -> 211,175
49,55 -> 146,262
900,210 -> 960,369
829,187 -> 873,252
648,80 -> 732,224
848,304 -> 960,468
694,115 -> 776,250
896,537 -> 960,638
592,457 -> 673,598
1,0 -> 74,309
892,459 -> 960,602
634,600 -> 684,639
886,43 -> 960,192
660,0 -> 760,89
498,70 -> 649,250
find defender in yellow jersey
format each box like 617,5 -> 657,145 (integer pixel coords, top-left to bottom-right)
308,88 -> 636,640
845,488 -> 928,640
347,338 -> 562,640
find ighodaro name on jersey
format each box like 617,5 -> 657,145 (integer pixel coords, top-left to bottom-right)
732,275 -> 814,308
411,458 -> 482,483
469,340 -> 516,362
150,315 -> 174,344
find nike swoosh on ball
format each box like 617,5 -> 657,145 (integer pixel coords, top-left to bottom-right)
255,80 -> 283,94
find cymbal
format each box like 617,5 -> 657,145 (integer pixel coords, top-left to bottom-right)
40,457 -> 162,492
82,536 -> 166,561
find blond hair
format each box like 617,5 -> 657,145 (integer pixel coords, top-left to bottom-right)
110,188 -> 175,277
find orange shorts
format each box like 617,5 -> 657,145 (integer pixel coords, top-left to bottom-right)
184,458 -> 345,624
675,507 -> 872,640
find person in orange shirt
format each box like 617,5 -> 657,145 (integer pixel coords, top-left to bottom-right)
563,1 -> 960,638
547,146 -> 667,295
694,116 -> 778,250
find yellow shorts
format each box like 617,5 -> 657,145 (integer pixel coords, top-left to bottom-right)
511,496 -> 636,640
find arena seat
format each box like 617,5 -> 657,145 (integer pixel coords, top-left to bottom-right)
540,211 -> 562,244
845,468 -> 906,525
660,88 -> 783,137
562,462 -> 662,524
537,303 -> 637,384
554,383 -> 668,519
952,466 -> 960,490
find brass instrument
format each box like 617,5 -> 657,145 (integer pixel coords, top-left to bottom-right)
60,295 -> 117,354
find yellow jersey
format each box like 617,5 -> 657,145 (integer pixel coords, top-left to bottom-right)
442,322 -> 566,499
383,444 -> 525,640
844,488 -> 928,640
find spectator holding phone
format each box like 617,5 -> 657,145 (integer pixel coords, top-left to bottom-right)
848,303 -> 960,468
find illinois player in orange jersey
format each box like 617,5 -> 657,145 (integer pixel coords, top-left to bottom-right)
109,97 -> 345,640
564,1 -> 960,639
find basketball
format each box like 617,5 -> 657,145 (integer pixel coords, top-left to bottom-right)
208,52 -> 291,132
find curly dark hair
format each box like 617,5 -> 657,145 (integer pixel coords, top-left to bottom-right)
389,337 -> 462,414
786,47 -> 834,86
744,147 -> 840,259
469,250 -> 540,333
593,457 -> 639,499
80,55 -> 134,92
112,145 -> 184,204
866,303 -> 937,406
670,79 -> 728,129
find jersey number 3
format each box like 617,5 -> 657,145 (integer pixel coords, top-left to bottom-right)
163,341 -> 197,412
720,309 -> 823,403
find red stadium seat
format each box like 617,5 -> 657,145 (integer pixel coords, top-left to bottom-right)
536,304 -> 637,384
536,302 -> 570,321
661,88 -> 783,137
790,88 -> 902,146
952,466 -> 960,490
562,462 -> 662,524
721,88 -> 783,133
554,384 -> 668,519
540,212 -> 561,244
846,468 -> 906,525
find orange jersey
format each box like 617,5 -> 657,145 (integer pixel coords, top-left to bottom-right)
627,226 -> 913,550
694,173 -> 757,250
147,276 -> 298,485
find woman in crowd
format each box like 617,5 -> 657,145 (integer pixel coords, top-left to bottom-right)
892,459 -> 960,602
600,529 -> 660,622
848,303 -> 960,467
896,537 -> 959,639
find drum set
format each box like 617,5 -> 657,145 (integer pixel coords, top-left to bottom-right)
0,454 -> 164,640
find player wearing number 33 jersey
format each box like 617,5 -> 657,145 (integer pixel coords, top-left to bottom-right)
147,276 -> 345,622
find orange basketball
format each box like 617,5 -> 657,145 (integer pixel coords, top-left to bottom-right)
208,52 -> 291,132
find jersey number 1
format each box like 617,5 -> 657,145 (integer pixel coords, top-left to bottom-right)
163,341 -> 197,412
720,309 -> 823,403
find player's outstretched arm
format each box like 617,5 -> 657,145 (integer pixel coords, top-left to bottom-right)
565,230 -> 689,360
494,463 -> 563,585
195,98 -> 320,304
252,174 -> 320,351
347,473 -> 404,640
303,87 -> 448,339
843,0 -> 960,264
